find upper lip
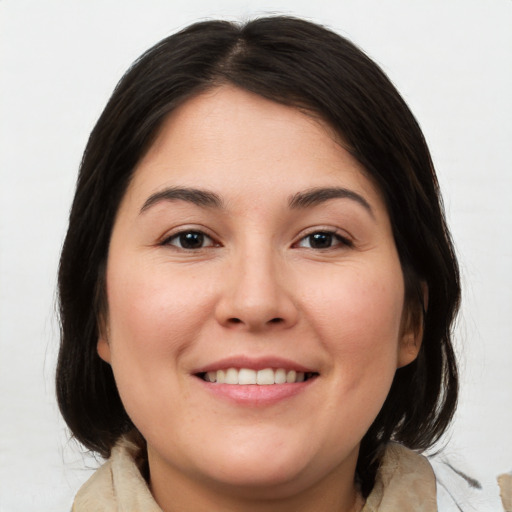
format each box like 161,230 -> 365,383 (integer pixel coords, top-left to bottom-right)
193,355 -> 316,374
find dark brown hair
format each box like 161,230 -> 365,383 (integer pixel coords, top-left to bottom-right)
57,16 -> 460,496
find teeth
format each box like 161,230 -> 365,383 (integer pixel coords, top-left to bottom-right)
238,368 -> 257,385
203,368 -> 312,385
225,368 -> 238,384
256,368 -> 275,385
286,370 -> 296,383
274,368 -> 287,384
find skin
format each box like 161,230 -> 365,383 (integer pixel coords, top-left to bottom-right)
98,86 -> 422,512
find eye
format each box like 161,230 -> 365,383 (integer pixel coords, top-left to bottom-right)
296,231 -> 352,249
163,230 -> 216,250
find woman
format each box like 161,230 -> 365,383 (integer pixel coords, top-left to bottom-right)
57,16 -> 470,511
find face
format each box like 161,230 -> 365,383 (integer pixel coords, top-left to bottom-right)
98,86 -> 420,505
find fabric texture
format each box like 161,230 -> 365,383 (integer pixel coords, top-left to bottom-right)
72,435 -> 160,512
72,435 -> 510,511
362,443 -> 437,511
498,473 -> 512,512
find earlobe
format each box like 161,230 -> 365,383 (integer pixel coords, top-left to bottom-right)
397,282 -> 427,368
397,332 -> 422,368
97,336 -> 112,363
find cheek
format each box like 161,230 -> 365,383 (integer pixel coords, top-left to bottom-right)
310,262 -> 403,330
303,263 -> 405,382
105,260 -> 216,367
103,260 -> 220,434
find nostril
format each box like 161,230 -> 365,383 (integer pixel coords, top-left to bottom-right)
226,317 -> 284,325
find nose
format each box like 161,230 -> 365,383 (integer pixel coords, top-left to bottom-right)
215,247 -> 299,332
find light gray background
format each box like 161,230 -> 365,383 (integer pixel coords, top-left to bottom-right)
1,1 -> 511,511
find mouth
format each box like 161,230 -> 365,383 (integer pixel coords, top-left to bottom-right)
197,368 -> 319,385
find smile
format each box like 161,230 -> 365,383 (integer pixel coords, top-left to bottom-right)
200,368 -> 318,385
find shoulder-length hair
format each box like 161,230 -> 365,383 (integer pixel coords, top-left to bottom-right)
57,16 -> 460,496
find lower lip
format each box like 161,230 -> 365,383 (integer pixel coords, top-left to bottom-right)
197,378 -> 316,406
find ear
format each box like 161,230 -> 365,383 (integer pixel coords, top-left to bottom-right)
97,320 -> 112,364
397,283 -> 428,368
397,331 -> 422,368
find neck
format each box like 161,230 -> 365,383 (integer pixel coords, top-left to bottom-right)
148,448 -> 363,512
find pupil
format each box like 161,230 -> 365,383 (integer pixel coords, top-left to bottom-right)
310,232 -> 332,248
180,232 -> 203,249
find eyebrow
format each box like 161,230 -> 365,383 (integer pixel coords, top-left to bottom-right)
139,185 -> 373,217
140,187 -> 223,213
288,187 -> 374,217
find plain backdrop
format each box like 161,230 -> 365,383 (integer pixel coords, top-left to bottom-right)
1,1 -> 511,511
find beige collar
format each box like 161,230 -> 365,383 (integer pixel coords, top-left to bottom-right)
72,435 -> 161,512
361,443 -> 437,512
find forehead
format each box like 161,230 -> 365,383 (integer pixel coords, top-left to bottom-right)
122,85 -> 387,217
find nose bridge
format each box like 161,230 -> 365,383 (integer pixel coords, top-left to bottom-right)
216,235 -> 297,330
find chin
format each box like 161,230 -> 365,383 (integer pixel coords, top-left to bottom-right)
200,459 -> 314,500
190,432 -> 343,498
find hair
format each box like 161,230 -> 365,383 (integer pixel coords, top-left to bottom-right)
57,16 -> 460,497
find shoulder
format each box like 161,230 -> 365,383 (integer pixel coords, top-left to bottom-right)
72,436 -> 161,512
363,443 -> 437,511
364,444 -> 506,512
71,457 -> 116,511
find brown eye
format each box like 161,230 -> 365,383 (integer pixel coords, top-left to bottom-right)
297,231 -> 351,249
308,232 -> 333,249
164,231 -> 215,249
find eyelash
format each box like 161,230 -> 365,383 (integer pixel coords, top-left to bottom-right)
294,230 -> 353,250
161,229 -> 353,251
161,230 -> 218,250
